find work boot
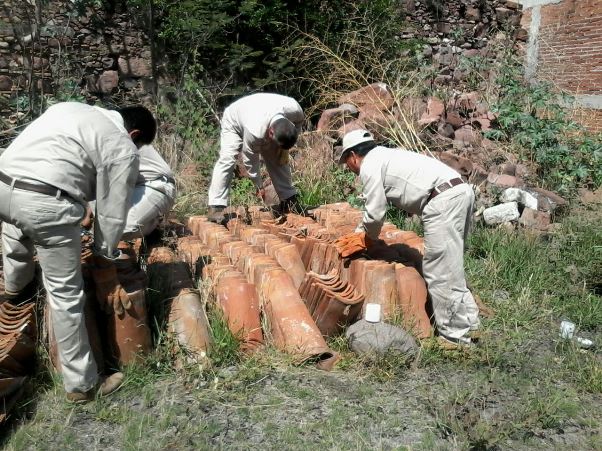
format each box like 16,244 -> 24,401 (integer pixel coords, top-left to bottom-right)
437,334 -> 473,351
1,280 -> 38,306
66,372 -> 124,403
207,205 -> 226,224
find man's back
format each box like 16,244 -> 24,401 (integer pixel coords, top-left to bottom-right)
360,146 -> 460,216
136,145 -> 174,185
225,93 -> 303,139
0,102 -> 137,203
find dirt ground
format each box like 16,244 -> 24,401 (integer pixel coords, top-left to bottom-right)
2,329 -> 601,450
1,208 -> 601,450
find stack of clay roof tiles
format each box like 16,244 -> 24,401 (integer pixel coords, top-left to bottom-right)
0,270 -> 35,423
183,215 -> 339,370
47,243 -> 153,375
251,202 -> 433,339
179,202 -> 432,362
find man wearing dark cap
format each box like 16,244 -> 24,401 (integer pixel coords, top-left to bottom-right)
0,102 -> 156,401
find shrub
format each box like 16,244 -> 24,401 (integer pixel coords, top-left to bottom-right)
486,57 -> 602,195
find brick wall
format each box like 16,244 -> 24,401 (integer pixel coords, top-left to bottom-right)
0,0 -> 153,125
520,0 -> 602,133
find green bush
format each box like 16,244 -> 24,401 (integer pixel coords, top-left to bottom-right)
487,59 -> 602,195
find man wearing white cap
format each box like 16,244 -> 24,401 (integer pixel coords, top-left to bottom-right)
207,93 -> 304,222
334,129 -> 479,346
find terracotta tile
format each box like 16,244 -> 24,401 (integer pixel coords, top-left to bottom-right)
216,278 -> 263,353
261,269 -> 336,370
168,291 -> 212,361
394,264 -> 432,339
107,289 -> 152,365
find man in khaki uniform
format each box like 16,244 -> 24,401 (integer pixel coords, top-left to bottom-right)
335,129 -> 479,346
0,102 -> 156,400
89,144 -> 176,240
123,144 -> 176,238
207,93 -> 304,221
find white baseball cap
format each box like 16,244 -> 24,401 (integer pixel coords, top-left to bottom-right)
335,129 -> 375,164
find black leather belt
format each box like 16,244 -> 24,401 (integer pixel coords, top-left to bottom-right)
151,175 -> 175,185
0,170 -> 71,199
428,177 -> 465,202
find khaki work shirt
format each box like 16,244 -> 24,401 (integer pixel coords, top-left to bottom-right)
226,93 -> 304,155
0,102 -> 139,257
357,146 -> 460,239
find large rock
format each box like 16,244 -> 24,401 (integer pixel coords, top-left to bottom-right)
483,202 -> 520,225
118,56 -> 152,78
338,83 -> 394,110
519,208 -> 551,231
97,70 -> 118,94
487,173 -> 523,190
316,105 -> 358,133
526,187 -> 567,212
500,188 -> 538,210
345,320 -> 418,357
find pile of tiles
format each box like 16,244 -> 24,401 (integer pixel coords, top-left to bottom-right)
46,243 -> 153,375
0,300 -> 35,424
147,245 -> 212,365
255,203 -> 433,339
184,216 -> 339,370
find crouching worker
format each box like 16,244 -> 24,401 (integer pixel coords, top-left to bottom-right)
207,93 -> 305,223
334,129 -> 480,347
86,143 -> 175,314
0,102 -> 156,401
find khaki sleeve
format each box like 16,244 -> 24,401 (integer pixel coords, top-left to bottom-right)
356,168 -> 387,240
93,136 -> 139,258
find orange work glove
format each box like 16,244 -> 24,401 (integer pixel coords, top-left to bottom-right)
91,257 -> 132,316
333,232 -> 371,258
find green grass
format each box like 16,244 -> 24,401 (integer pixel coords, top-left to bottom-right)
2,209 -> 600,449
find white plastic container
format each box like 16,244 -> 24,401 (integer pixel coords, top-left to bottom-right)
559,320 -> 576,339
364,303 -> 382,323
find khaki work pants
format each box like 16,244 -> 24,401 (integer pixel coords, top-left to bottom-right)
121,179 -> 176,239
0,182 -> 98,393
207,109 -> 297,206
422,183 -> 480,339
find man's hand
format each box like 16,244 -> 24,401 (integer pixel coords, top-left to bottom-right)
81,206 -> 94,230
91,258 -> 132,316
333,232 -> 372,257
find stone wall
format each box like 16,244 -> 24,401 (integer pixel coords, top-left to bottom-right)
0,0 -> 153,124
519,0 -> 602,133
400,0 -> 525,87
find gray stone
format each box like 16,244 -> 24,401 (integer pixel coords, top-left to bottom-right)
453,125 -> 480,146
345,320 -> 418,357
483,202 -> 519,225
0,75 -> 12,91
491,289 -> 510,303
437,122 -> 455,138
500,188 -> 538,210
102,56 -> 115,69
